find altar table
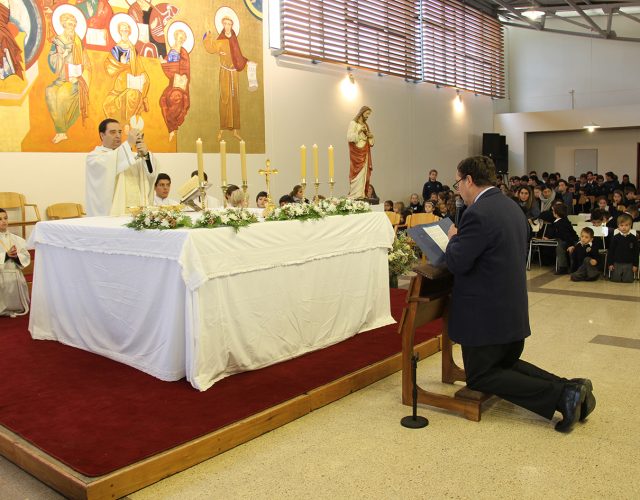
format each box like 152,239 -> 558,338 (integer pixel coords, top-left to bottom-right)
28,213 -> 395,390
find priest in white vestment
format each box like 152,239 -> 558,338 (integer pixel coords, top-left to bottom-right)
0,209 -> 31,316
85,118 -> 157,216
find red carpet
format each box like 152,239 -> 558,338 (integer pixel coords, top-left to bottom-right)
0,288 -> 441,477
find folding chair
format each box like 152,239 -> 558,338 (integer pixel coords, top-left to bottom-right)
527,223 -> 559,271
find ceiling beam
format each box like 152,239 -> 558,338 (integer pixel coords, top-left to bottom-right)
496,2 -> 640,14
618,10 -> 640,23
548,12 -> 593,30
492,0 -> 543,30
564,0 -> 608,36
502,21 -> 640,41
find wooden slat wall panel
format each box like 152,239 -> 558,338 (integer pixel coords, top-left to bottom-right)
281,0 -> 505,98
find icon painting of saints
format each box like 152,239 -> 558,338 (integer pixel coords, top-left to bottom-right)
45,4 -> 91,145
104,13 -> 150,131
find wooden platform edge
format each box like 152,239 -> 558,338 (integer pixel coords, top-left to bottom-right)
0,337 -> 441,500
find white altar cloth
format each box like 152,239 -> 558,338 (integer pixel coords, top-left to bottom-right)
28,213 -> 395,390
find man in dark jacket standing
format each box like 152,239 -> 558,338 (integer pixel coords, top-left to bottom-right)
445,156 -> 594,432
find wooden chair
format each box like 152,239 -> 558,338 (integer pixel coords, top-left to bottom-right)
46,203 -> 85,220
384,211 -> 402,233
0,192 -> 41,238
406,213 -> 441,228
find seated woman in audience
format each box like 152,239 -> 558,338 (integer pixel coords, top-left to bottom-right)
516,186 -> 540,221
365,184 -> 379,204
0,208 -> 31,317
383,200 -> 394,212
407,193 -> 423,214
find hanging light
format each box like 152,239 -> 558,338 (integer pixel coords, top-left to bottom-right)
583,122 -> 601,133
522,9 -> 545,20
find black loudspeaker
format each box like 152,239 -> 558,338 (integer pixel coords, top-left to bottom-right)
496,144 -> 509,174
482,133 -> 501,158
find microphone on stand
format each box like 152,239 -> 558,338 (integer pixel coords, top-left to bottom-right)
455,197 -> 465,227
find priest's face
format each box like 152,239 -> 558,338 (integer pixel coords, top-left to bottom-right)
101,122 -> 123,149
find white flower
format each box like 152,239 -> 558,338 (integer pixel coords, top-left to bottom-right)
160,219 -> 170,228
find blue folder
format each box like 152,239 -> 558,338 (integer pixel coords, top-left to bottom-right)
407,218 -> 453,267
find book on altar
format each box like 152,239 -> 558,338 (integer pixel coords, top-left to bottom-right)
127,73 -> 146,91
407,218 -> 453,267
178,175 -> 212,201
67,63 -> 82,78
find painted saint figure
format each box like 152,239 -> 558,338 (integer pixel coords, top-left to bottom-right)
103,15 -> 150,129
0,0 -> 24,80
45,9 -> 91,144
160,22 -> 192,141
203,10 -> 248,142
128,0 -> 179,60
347,106 -> 374,199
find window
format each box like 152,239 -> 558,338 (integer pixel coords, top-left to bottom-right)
280,0 -> 505,98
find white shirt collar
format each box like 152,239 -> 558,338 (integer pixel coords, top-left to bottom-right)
474,186 -> 493,204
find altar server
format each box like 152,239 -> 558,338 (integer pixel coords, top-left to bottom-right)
85,118 -> 156,216
153,173 -> 179,206
0,209 -> 30,317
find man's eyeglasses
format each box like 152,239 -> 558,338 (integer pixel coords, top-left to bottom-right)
453,176 -> 467,192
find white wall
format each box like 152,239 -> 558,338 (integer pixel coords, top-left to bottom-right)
503,20 -> 640,113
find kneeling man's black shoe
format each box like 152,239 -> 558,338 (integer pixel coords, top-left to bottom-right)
555,383 -> 586,433
571,378 -> 596,421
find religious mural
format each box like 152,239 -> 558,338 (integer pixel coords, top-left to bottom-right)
0,0 -> 265,153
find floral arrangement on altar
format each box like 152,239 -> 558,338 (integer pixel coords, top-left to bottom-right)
265,202 -> 327,222
126,207 -> 192,231
317,197 -> 371,215
193,208 -> 259,232
266,197 -> 371,222
388,233 -> 417,286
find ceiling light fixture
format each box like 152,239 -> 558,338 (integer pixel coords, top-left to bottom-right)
583,122 -> 601,133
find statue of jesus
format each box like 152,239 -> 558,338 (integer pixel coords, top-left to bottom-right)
347,105 -> 374,199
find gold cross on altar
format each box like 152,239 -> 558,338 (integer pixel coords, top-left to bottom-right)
259,160 -> 279,214
259,159 -> 279,193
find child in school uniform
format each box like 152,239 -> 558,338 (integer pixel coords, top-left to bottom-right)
0,208 -> 31,316
569,227 -> 603,281
608,213 -> 639,283
543,202 -> 578,274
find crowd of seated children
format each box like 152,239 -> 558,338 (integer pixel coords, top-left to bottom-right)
608,213 -> 639,283
568,227 -> 603,282
543,202 -> 578,275
0,208 -> 31,317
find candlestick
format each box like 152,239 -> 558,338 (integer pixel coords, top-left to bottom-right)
240,140 -> 247,185
196,138 -> 204,184
300,145 -> 307,180
312,144 -> 318,181
220,140 -> 227,185
329,178 -> 335,198
328,145 -> 334,180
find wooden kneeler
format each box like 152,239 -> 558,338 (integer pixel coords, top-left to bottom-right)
399,263 -> 492,421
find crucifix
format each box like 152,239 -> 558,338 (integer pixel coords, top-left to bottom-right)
259,159 -> 279,214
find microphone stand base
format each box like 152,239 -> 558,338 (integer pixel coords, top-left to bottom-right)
400,415 -> 429,429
